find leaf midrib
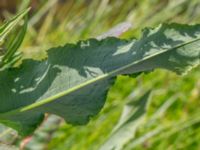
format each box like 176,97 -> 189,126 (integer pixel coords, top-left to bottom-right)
1,37 -> 200,117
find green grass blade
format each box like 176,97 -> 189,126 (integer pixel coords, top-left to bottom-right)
99,91 -> 151,150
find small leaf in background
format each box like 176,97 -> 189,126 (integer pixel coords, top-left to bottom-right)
0,8 -> 30,45
0,8 -> 30,71
99,90 -> 151,150
124,94 -> 180,149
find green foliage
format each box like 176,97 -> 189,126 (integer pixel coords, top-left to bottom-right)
0,8 -> 29,71
0,21 -> 199,136
0,1 -> 200,150
100,90 -> 151,150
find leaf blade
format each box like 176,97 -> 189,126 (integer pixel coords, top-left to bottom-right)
0,23 -> 199,135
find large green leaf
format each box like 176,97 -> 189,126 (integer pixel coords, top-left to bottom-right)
0,23 -> 199,135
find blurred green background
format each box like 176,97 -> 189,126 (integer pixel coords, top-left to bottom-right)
0,0 -> 200,150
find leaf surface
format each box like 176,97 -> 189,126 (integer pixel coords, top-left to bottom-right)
0,23 -> 199,135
